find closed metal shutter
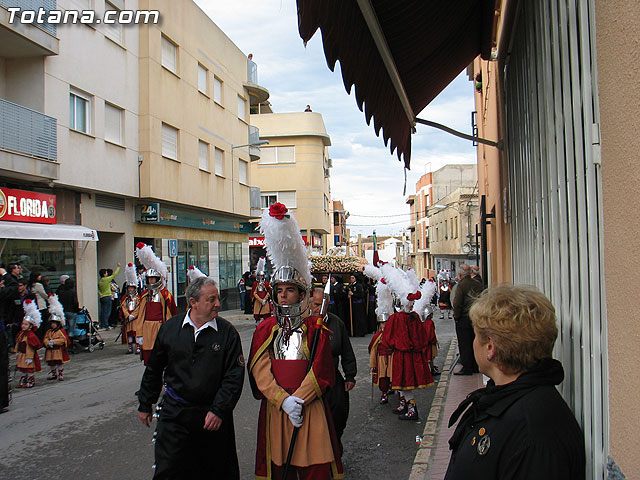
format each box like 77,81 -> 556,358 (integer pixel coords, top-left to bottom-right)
504,1 -> 607,478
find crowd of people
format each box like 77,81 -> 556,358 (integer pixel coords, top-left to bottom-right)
0,206 -> 585,478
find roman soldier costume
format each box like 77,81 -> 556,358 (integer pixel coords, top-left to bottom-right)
135,243 -> 178,366
15,300 -> 42,388
379,265 -> 437,420
251,257 -> 272,324
43,294 -> 70,381
121,263 -> 142,354
248,203 -> 343,479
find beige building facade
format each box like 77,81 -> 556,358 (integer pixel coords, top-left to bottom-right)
136,0 -> 268,309
249,111 -> 332,258
0,0 -> 141,316
473,1 -> 639,477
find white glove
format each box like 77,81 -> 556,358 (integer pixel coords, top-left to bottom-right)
262,300 -> 266,305
26,358 -> 33,365
48,339 -> 54,347
128,315 -> 134,321
282,396 -> 304,428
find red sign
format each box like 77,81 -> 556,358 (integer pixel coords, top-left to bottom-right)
249,236 -> 265,247
0,188 -> 57,224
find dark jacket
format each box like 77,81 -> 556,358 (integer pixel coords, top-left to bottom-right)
325,312 -> 357,383
58,286 -> 80,314
137,313 -> 244,419
452,275 -> 482,322
444,358 -> 585,480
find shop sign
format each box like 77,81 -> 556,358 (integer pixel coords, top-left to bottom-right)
140,203 -> 160,223
302,235 -> 322,247
249,236 -> 265,247
0,187 -> 56,224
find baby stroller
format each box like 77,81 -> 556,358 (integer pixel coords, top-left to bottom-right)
69,307 -> 105,353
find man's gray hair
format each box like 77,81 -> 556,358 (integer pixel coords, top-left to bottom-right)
185,277 -> 218,303
471,265 -> 480,274
458,264 -> 472,276
312,287 -> 325,296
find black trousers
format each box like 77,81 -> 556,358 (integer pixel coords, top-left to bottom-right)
154,397 -> 239,480
455,319 -> 478,373
326,374 -> 350,440
0,331 -> 8,409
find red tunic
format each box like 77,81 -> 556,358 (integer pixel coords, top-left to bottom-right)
248,315 -> 344,479
381,311 -> 434,390
15,330 -> 42,373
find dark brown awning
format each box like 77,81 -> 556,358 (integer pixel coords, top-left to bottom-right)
297,0 -> 496,168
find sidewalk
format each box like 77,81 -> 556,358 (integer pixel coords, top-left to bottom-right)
409,339 -> 485,480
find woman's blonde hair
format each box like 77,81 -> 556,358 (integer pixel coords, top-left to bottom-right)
470,284 -> 558,374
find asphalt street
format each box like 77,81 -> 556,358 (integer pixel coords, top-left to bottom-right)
0,312 -> 455,479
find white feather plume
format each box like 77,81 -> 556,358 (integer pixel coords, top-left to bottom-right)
187,265 -> 206,283
413,281 -> 437,321
375,280 -> 394,320
47,294 -> 66,326
380,264 -> 419,309
363,264 -> 383,282
256,256 -> 266,275
125,263 -> 137,286
406,269 -> 420,290
135,243 -> 168,279
259,208 -> 311,288
23,299 -> 42,328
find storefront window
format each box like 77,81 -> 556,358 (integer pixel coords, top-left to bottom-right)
1,239 -> 75,292
174,239 -> 210,311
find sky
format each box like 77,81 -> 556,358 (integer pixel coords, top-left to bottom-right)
194,0 -> 477,236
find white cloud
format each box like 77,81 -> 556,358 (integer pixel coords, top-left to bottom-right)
194,0 -> 478,236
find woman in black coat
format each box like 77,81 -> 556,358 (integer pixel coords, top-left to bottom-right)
444,285 -> 585,480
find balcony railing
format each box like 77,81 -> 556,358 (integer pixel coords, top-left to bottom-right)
0,98 -> 57,161
247,59 -> 258,83
0,0 -> 58,36
248,125 -> 260,145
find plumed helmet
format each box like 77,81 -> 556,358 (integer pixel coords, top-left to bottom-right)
260,203 -> 311,329
23,299 -> 42,329
256,257 -> 266,277
187,265 -> 206,283
47,293 -> 66,326
135,243 -> 168,279
125,263 -> 137,287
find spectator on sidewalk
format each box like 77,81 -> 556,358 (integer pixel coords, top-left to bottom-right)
58,278 -> 80,336
56,275 -> 69,296
28,272 -> 49,339
98,264 -> 120,330
451,265 -> 482,375
444,285 -> 585,479
237,274 -> 247,311
6,279 -> 35,350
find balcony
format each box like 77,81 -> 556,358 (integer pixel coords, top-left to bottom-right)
0,97 -> 58,181
244,59 -> 269,106
248,125 -> 262,161
0,1 -> 59,57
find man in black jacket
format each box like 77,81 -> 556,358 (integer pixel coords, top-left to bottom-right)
452,264 -> 482,375
136,276 -> 244,479
311,288 -> 357,454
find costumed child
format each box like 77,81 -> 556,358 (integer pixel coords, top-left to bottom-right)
364,264 -> 395,404
15,299 -> 43,388
43,294 -> 71,381
121,263 -> 142,354
250,257 -> 271,324
411,281 -> 440,377
380,265 -> 435,420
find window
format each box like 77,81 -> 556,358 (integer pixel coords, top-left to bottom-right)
69,90 -> 90,133
161,35 -> 177,74
260,193 -> 277,208
238,159 -> 248,184
445,219 -> 448,240
104,1 -> 123,43
261,191 -> 297,209
198,140 -> 209,170
162,123 -> 178,160
454,216 -> 458,238
324,195 -> 329,212
198,64 -> 208,95
215,147 -> 224,176
258,146 -> 295,164
104,102 -> 122,144
213,77 -> 222,104
237,95 -> 246,121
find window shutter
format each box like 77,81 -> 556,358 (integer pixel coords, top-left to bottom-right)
215,148 -> 224,175
105,103 -> 122,144
214,77 -> 222,104
162,36 -> 177,73
199,141 -> 208,170
198,64 -> 207,94
162,123 -> 178,160
279,191 -> 296,208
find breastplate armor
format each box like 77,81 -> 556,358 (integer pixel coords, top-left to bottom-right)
274,328 -> 307,360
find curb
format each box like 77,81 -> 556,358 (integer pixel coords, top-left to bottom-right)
408,338 -> 458,480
